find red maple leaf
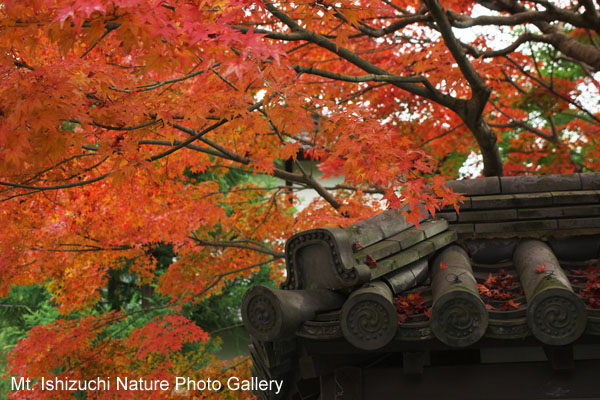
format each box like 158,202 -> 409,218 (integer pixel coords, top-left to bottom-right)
365,254 -> 377,268
352,241 -> 363,251
395,293 -> 428,324
536,263 -> 546,274
484,272 -> 495,286
477,283 -> 491,297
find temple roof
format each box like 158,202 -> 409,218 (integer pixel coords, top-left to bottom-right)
441,172 -> 600,238
241,172 -> 600,399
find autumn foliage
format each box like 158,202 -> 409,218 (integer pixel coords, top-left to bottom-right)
395,292 -> 430,323
1,0 -> 599,398
477,270 -> 523,311
570,265 -> 600,308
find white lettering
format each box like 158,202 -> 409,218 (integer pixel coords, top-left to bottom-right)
115,377 -> 169,391
258,379 -> 268,391
273,380 -> 283,394
175,377 -> 222,391
175,377 -> 186,391
11,377 -> 31,391
116,377 -> 127,390
226,377 -> 283,394
227,376 -> 240,390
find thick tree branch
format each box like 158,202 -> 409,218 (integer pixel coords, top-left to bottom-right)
425,0 -> 502,176
478,0 -> 600,70
263,1 -> 456,109
449,8 -> 597,29
425,0 -> 490,100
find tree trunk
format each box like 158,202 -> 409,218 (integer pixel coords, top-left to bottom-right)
470,119 -> 504,177
459,102 -> 504,177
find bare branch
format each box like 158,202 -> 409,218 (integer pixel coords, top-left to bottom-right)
422,123 -> 466,145
17,153 -> 96,186
448,8 -> 596,29
230,25 -> 306,41
476,33 -> 552,58
190,237 -> 285,258
71,119 -> 161,131
81,23 -> 120,58
292,65 -> 426,84
325,184 -> 385,194
0,173 -> 110,192
138,139 -> 230,159
353,15 -> 431,38
488,102 -> 555,142
148,98 -> 266,162
505,55 -> 600,124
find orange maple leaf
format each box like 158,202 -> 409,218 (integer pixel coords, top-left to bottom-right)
507,299 -> 521,309
536,263 -> 547,274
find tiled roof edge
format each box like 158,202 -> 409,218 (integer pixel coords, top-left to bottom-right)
446,172 -> 600,196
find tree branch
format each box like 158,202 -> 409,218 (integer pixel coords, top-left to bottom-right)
263,1 -> 455,108
148,98 -> 265,162
504,55 -> 600,124
448,8 -> 596,29
138,139 -> 230,159
292,65 -> 426,84
422,123 -> 466,145
425,0 -> 490,99
81,22 -> 120,58
0,173 -> 110,192
190,237 -> 284,258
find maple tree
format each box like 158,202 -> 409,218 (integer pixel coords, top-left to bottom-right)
0,0 -> 599,398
